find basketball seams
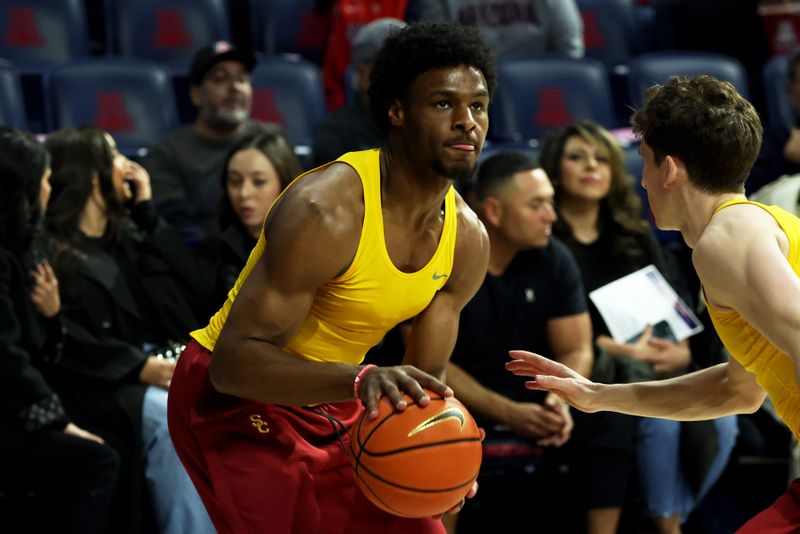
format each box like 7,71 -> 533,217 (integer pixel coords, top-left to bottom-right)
357,436 -> 482,457
355,462 -> 480,493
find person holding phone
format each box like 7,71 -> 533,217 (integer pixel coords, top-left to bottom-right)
43,128 -> 216,534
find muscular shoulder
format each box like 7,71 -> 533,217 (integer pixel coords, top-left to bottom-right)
263,162 -> 365,271
694,203 -> 787,299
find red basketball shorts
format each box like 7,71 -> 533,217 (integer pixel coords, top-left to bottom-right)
167,339 -> 446,534
737,478 -> 800,533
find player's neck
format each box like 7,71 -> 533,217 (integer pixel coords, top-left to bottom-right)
680,191 -> 746,248
379,147 -> 451,225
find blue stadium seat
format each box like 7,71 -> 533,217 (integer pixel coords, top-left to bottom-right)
111,0 -> 231,71
48,59 -> 178,157
627,52 -> 750,109
0,0 -> 91,68
576,0 -> 640,73
250,0 -> 324,62
763,54 -> 794,130
0,60 -> 27,128
250,55 -> 326,159
490,56 -> 615,143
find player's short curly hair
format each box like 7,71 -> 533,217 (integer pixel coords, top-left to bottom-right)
368,22 -> 497,137
631,75 -> 762,194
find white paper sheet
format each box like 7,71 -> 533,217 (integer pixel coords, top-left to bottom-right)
588,265 -> 703,343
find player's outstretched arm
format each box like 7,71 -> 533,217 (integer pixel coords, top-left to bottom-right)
507,350 -> 765,420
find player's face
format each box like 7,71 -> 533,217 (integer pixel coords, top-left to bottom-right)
226,147 -> 282,238
192,60 -> 252,130
639,138 -> 674,230
558,135 -> 612,204
399,65 -> 489,182
498,169 -> 557,249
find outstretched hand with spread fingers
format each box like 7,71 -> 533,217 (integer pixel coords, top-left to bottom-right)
505,350 -> 602,413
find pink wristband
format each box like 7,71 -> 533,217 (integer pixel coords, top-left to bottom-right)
353,364 -> 377,400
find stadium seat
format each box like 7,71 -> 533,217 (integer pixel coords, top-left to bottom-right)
0,60 -> 27,128
576,0 -> 640,73
627,52 -> 750,109
111,0 -> 231,71
48,59 -> 178,157
0,0 -> 91,67
250,0 -> 325,63
249,55 -> 326,160
490,56 -> 615,143
763,54 -> 794,130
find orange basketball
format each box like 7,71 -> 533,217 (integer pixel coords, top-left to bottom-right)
350,390 -> 482,518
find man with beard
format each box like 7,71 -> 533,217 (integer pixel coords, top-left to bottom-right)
167,22 -> 494,534
142,41 -> 281,247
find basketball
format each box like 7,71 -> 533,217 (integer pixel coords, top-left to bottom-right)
350,390 -> 482,518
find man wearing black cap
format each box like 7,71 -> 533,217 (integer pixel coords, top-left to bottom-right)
142,41 -> 281,248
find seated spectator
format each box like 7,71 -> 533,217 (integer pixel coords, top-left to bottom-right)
749,52 -> 800,196
142,41 -> 281,248
43,128 -> 215,534
540,122 -> 738,534
409,0 -> 584,60
0,127 -> 119,534
199,131 -> 299,310
312,17 -> 406,166
448,151 -> 635,534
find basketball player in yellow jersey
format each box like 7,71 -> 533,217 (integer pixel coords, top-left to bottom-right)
167,22 -> 494,534
507,75 -> 800,533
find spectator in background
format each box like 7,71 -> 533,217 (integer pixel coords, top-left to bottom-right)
199,131 -> 299,311
322,0 -> 408,110
44,128 -> 215,534
142,41 -> 281,248
0,127 -> 119,534
748,52 -> 800,196
409,0 -> 584,60
448,151 -> 635,534
540,122 -> 738,534
312,17 -> 406,166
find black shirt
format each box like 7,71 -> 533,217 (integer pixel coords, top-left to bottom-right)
451,238 -> 586,401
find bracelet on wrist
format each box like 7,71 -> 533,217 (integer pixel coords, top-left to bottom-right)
353,364 -> 377,400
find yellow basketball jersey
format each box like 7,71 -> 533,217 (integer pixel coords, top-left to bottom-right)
191,149 -> 458,365
706,198 -> 800,439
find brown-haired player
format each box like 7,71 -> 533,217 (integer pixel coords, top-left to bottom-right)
507,74 -> 800,532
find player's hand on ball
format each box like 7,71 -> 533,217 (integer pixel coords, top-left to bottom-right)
358,365 -> 454,419
506,350 -> 600,413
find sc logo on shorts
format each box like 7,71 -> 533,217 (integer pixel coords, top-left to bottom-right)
249,414 -> 270,434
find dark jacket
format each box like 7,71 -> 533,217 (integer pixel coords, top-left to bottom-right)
198,223 -> 257,315
0,246 -> 67,432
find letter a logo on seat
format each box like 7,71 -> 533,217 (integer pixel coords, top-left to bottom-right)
535,88 -> 572,128
5,8 -> 44,47
94,92 -> 134,133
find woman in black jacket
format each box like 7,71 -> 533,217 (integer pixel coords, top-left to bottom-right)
199,131 -> 299,312
43,128 -> 215,534
0,127 -> 119,533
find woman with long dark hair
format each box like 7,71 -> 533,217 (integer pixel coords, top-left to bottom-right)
44,128 -> 215,534
0,127 -> 119,533
540,122 -> 738,534
200,131 -> 299,309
